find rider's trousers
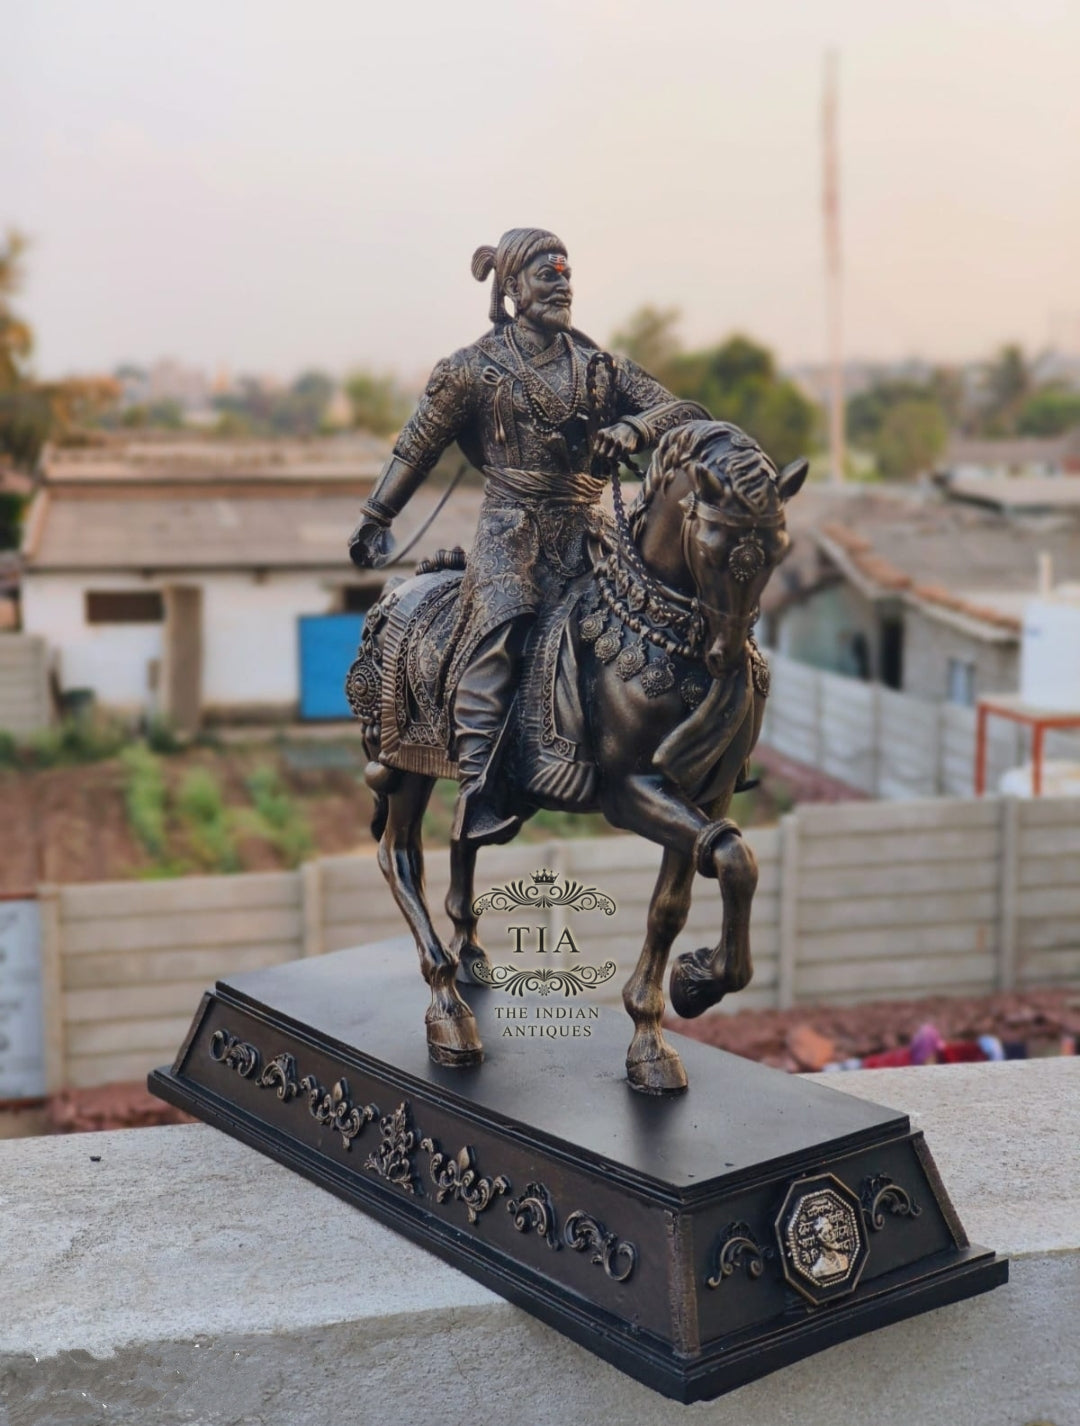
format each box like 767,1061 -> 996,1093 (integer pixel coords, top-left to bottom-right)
450,615 -> 532,844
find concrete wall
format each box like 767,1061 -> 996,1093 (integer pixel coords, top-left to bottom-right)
760,648 -> 1080,799
0,634 -> 51,737
38,796 -> 1080,1091
902,603 -> 1019,704
1,1058 -> 1075,1426
20,570 -> 348,714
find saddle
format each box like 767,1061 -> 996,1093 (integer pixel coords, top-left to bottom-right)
352,562 -> 597,803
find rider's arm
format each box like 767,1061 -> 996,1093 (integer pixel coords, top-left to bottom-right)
611,355 -> 710,448
350,352 -> 473,566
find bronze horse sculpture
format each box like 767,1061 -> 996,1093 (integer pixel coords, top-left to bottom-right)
347,420 -> 806,1094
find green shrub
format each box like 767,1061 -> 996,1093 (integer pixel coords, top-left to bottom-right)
146,715 -> 183,755
0,730 -> 17,766
25,714 -> 128,767
121,745 -> 168,857
244,764 -> 314,867
178,768 -> 240,872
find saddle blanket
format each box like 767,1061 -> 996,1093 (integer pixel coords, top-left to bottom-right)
367,570 -> 597,804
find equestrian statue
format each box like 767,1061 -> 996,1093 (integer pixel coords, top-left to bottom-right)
347,227 -> 807,1094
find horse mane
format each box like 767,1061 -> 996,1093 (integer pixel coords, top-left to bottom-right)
629,420 -> 781,536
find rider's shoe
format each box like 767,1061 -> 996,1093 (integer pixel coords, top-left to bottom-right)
452,780 -> 519,846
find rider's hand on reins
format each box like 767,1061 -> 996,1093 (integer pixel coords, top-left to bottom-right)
348,517 -> 396,570
593,421 -> 642,466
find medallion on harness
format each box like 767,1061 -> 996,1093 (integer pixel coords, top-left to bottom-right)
594,627 -> 623,664
729,535 -> 766,584
579,609 -> 607,643
640,657 -> 676,699
679,672 -> 709,709
615,641 -> 647,681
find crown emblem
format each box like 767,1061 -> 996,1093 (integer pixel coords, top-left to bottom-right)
531,868 -> 558,885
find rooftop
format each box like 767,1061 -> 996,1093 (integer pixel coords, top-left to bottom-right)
943,432 -> 1080,470
775,483 -> 1080,639
941,472 -> 1080,514
41,432 -> 390,486
22,478 -> 485,574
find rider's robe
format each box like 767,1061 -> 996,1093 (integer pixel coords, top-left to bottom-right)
390,323 -> 708,694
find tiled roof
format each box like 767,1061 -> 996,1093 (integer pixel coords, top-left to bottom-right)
800,485 -> 1080,637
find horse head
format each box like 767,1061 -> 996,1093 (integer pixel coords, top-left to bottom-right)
642,421 -> 808,679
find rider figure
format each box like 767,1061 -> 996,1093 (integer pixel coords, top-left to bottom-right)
349,227 -> 709,846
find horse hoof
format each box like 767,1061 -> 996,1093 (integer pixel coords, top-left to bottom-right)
428,1039 -> 484,1068
669,949 -> 726,1020
426,1008 -> 484,1066
626,1051 -> 688,1096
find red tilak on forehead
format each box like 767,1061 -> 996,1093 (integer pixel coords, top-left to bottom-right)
551,255 -> 566,273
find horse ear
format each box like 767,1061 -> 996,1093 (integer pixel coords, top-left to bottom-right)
778,457 -> 809,502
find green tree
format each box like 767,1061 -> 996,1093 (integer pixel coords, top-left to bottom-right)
613,310 -> 818,465
0,231 -> 33,390
610,305 -> 681,385
666,334 -> 817,467
0,232 -> 120,471
847,380 -> 937,445
981,344 -> 1030,434
0,231 -> 51,474
343,369 -> 411,437
872,399 -> 947,479
275,369 -> 335,436
1017,388 -> 1080,437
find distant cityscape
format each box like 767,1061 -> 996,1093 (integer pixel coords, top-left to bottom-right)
110,359 -> 355,430
110,349 -> 1080,427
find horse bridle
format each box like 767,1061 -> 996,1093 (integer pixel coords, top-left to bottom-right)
679,489 -> 783,627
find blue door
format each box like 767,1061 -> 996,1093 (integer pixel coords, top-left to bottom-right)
298,614 -> 365,720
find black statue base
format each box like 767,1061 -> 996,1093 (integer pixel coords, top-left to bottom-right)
150,943 -> 1006,1403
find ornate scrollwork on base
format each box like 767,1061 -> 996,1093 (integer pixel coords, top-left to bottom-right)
472,875 -> 616,917
705,1221 -> 774,1288
365,1102 -> 420,1194
563,1210 -> 637,1283
860,1174 -> 922,1230
466,961 -> 617,996
507,1182 -> 560,1249
256,1052 -> 299,1100
420,1139 -> 511,1224
208,1029 -> 260,1078
300,1075 -> 378,1150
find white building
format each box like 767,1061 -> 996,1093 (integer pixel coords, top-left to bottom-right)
19,440 -> 478,730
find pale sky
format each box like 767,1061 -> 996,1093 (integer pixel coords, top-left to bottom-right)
3,0 -> 1078,380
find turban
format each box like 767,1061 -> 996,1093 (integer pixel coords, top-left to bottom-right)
471,228 -> 567,325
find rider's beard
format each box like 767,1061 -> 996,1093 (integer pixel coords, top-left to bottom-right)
519,296 -> 573,335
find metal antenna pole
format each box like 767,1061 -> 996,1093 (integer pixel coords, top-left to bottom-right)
823,49 -> 845,485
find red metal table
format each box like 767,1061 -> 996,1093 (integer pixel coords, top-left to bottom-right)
975,695 -> 1080,796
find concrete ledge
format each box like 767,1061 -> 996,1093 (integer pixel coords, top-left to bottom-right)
3,1058 -> 1077,1426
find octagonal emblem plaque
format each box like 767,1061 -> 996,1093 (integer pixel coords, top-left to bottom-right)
775,1173 -> 869,1305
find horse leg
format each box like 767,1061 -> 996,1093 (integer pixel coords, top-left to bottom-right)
622,846 -> 694,1095
447,835 -> 492,985
600,773 -> 758,1024
376,772 -> 484,1066
668,792 -> 758,1020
